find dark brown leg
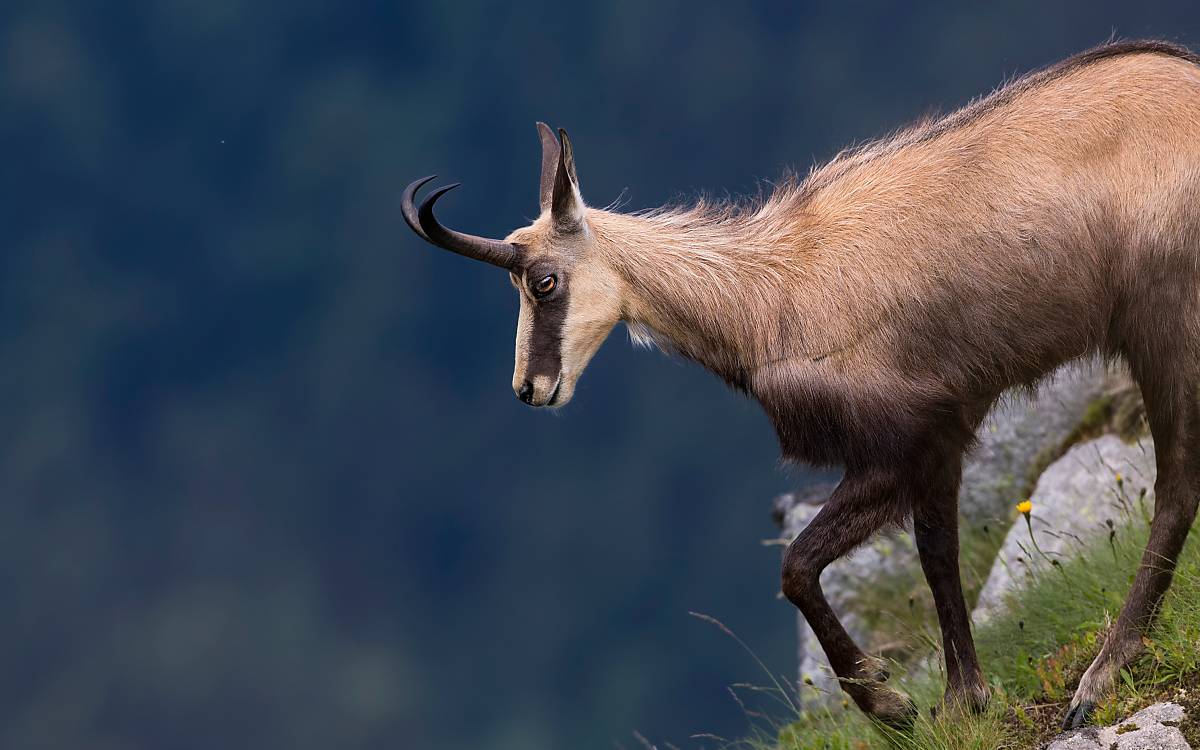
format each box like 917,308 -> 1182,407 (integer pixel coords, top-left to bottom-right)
1064,376 -> 1200,728
782,467 -> 917,727
912,448 -> 990,713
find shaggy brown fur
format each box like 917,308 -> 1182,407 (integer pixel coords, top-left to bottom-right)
403,40 -> 1200,730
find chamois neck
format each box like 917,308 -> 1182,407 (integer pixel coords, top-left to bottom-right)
586,201 -> 822,387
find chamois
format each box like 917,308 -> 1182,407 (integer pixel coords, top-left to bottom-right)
401,40 -> 1200,730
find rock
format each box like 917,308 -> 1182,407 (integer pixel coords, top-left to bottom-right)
1046,702 -> 1189,749
960,361 -> 1115,523
774,362 -> 1116,707
972,434 -> 1156,623
771,482 -> 837,528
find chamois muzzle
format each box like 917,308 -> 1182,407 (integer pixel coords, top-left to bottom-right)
401,176 -> 520,270
516,380 -> 535,404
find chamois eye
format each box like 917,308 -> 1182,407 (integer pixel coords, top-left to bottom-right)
533,274 -> 557,297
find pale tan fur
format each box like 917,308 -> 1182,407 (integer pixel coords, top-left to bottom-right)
508,51 -> 1200,412
480,44 -> 1200,724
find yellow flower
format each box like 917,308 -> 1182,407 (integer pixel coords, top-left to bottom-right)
1115,472 -> 1124,484
1017,500 -> 1033,515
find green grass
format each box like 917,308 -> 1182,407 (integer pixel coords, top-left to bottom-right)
818,386 -> 1150,683
729,479 -> 1200,750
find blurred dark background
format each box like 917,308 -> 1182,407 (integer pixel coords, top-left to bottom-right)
3,1 -> 1199,748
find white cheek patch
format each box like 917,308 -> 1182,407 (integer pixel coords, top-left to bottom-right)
558,270 -> 622,376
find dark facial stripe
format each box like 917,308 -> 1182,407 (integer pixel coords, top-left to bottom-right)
527,292 -> 568,380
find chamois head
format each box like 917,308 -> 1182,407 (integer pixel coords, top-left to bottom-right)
402,124 -> 623,408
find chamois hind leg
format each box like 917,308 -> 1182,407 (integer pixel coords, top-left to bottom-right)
782,467 -> 917,728
1063,365 -> 1200,729
911,444 -> 990,714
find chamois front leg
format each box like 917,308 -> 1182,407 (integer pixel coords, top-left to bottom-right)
781,467 -> 917,728
911,446 -> 989,714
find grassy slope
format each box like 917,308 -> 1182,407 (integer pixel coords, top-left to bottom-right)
742,479 -> 1200,750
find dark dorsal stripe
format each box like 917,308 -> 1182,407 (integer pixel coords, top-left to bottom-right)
918,40 -> 1200,145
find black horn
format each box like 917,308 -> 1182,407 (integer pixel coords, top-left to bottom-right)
401,175 -> 436,243
401,177 -> 520,270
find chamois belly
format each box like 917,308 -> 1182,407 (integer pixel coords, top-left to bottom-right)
751,359 -> 980,469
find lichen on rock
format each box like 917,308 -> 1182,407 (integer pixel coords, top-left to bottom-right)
1046,702 -> 1190,749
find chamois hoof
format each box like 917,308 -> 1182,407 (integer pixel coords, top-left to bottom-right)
1065,647 -> 1127,730
1062,700 -> 1096,730
865,686 -> 919,730
941,681 -> 991,716
859,654 -> 891,683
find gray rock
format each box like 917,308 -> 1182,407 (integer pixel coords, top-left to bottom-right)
775,362 -> 1116,707
1046,702 -> 1189,750
961,361 -> 1114,523
972,434 -> 1156,623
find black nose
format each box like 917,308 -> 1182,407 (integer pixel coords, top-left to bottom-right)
517,381 -> 534,404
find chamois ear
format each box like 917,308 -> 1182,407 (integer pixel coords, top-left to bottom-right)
537,122 -> 560,213
551,128 -> 585,230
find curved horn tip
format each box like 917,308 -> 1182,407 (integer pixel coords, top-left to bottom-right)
415,182 -> 519,270
420,183 -> 462,209
402,175 -> 440,242
402,175 -> 438,198
416,183 -> 459,231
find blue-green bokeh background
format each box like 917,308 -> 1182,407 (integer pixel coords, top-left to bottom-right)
5,2 -> 1199,748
